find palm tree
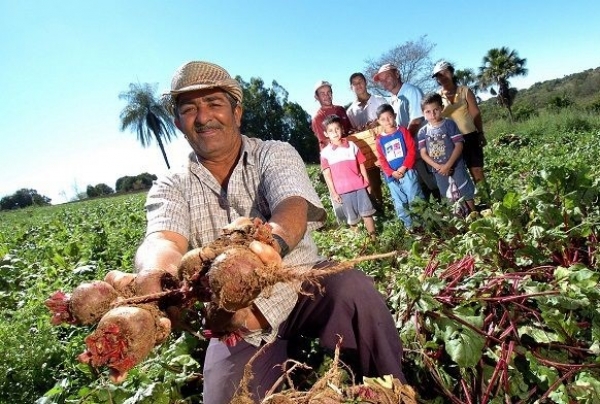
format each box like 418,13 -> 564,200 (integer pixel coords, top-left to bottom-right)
478,47 -> 528,121
455,68 -> 477,90
119,83 -> 177,169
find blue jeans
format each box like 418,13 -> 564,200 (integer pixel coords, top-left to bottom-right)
386,169 -> 423,228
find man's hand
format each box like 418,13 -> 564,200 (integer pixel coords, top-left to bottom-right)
203,304 -> 267,343
135,268 -> 169,296
202,218 -> 282,340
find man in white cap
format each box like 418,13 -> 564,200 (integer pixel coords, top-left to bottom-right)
372,63 -> 423,136
373,63 -> 440,200
311,80 -> 352,150
134,61 -> 407,403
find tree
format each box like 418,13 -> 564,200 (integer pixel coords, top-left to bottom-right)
238,77 -> 288,142
237,77 -> 319,162
364,35 -> 437,94
115,172 -> 157,193
86,183 -> 114,198
283,102 -> 319,163
0,189 -> 51,210
454,68 -> 482,103
119,83 -> 177,169
455,68 -> 477,90
478,47 -> 528,121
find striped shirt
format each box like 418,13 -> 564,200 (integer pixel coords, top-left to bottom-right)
320,139 -> 368,195
145,135 -> 327,346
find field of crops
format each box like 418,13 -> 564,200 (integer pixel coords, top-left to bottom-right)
1,110 -> 600,403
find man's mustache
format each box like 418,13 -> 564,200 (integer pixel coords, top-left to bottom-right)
194,124 -> 222,132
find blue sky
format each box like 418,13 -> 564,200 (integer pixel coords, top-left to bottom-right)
1,0 -> 598,204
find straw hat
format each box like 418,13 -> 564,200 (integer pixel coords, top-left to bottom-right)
166,61 -> 243,108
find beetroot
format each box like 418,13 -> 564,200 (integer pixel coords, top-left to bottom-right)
45,290 -> 76,325
207,247 -> 266,311
46,218 -> 379,383
78,305 -> 171,382
45,280 -> 118,325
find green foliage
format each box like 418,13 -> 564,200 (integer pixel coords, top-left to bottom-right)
587,97 -> 600,113
86,183 -> 115,198
520,67 -> 600,108
0,195 -> 149,403
115,172 -> 157,193
2,112 -> 600,403
0,188 -> 52,210
512,102 -> 538,121
237,77 -> 319,163
547,94 -> 575,111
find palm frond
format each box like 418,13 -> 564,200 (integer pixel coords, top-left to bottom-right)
119,82 -> 178,168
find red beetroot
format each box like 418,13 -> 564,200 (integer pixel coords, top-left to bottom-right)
45,290 -> 76,325
207,247 -> 266,312
45,280 -> 118,325
78,305 -> 171,382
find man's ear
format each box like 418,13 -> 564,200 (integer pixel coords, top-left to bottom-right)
234,103 -> 243,127
174,117 -> 182,131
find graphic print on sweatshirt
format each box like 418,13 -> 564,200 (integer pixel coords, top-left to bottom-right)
384,138 -> 406,163
427,132 -> 449,162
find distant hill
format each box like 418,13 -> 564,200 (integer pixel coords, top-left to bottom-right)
516,66 -> 600,107
479,66 -> 600,121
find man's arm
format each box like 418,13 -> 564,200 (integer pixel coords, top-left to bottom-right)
134,230 -> 188,295
268,196 -> 309,254
406,85 -> 425,136
465,88 -> 486,146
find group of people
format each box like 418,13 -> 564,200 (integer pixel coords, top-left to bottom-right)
131,59 -> 488,403
313,61 -> 488,235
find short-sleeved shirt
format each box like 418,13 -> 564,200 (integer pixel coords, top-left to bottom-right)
391,82 -> 424,128
417,119 -> 464,165
311,105 -> 352,148
320,139 -> 368,195
145,135 -> 327,346
346,95 -> 387,129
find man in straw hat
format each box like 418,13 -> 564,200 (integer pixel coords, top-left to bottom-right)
134,61 -> 407,403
